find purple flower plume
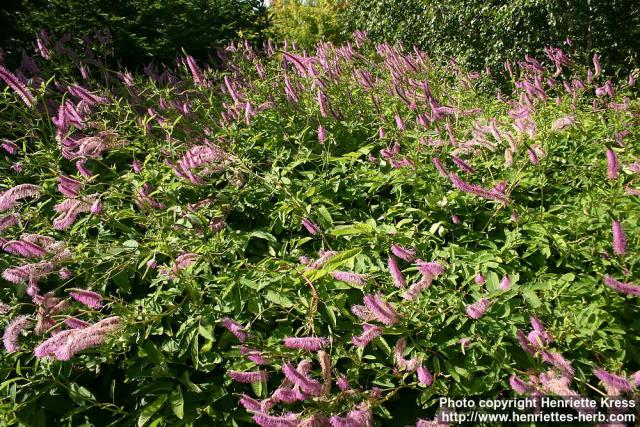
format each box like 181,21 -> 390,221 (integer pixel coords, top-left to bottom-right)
67,84 -> 108,106
301,218 -> 321,235
466,298 -> 490,319
606,148 -> 620,180
499,275 -> 511,291
387,256 -> 405,288
0,213 -> 20,231
332,271 -> 368,286
594,368 -> 632,392
351,324 -> 383,348
0,184 -> 40,212
221,317 -> 247,342
240,347 -> 270,365
3,315 -> 31,353
432,157 -> 449,178
363,294 -> 398,325
612,220 -> 627,256
318,124 -> 327,143
329,408 -> 372,427
252,413 -> 298,427
451,155 -> 475,174
1,140 -> 18,155
283,336 -> 329,351
228,370 -> 268,384
0,65 -> 35,107
68,289 -> 102,309
390,244 -> 416,262
416,260 -> 444,278
509,375 -> 530,394
2,240 -> 47,258
57,175 -> 82,197
448,174 -> 508,203
282,362 -> 323,396
417,365 -> 433,386
185,55 -> 204,86
541,351 -> 574,378
238,394 -> 262,413
603,275 -> 640,297
36,316 -> 121,360
394,338 -> 419,372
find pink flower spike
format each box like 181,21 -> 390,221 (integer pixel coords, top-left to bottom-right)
283,336 -> 329,351
301,218 -> 321,235
466,299 -> 490,320
3,315 -> 31,353
282,362 -> 323,396
603,275 -> 640,297
0,65 -> 35,107
387,255 -> 405,288
499,275 -> 511,291
606,148 -> 620,180
75,160 -> 93,177
68,289 -> 102,309
336,375 -> 350,391
228,370 -> 267,384
221,317 -> 247,342
332,271 -> 368,286
390,244 -> 416,262
612,220 -> 627,256
510,375 -> 530,394
351,323 -> 382,348
594,368 -> 632,392
417,365 -> 433,386
363,293 -> 398,325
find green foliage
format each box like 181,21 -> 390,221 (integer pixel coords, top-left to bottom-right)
269,0 -> 348,47
0,0 -> 269,66
0,32 -> 639,425
342,0 -> 640,76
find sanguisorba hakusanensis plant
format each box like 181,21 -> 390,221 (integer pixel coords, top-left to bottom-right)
0,29 -> 639,425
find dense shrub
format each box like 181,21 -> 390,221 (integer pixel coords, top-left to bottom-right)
0,31 -> 640,425
342,0 -> 640,76
0,0 -> 269,67
269,0 -> 348,48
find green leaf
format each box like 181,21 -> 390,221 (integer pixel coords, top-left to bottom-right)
264,290 -> 293,308
69,383 -> 96,406
329,223 -> 373,237
322,248 -> 363,270
317,206 -> 333,226
169,388 -> 184,420
522,290 -> 541,308
138,395 -> 167,427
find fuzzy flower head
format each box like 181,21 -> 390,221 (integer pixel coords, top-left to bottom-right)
390,244 -> 416,262
228,370 -> 268,384
612,220 -> 627,256
594,368 -> 632,393
283,336 -> 329,351
221,317 -> 247,342
68,289 -> 102,309
332,271 -> 368,287
3,315 -> 32,353
362,293 -> 399,325
606,148 -> 620,180
387,255 -> 405,288
466,299 -> 490,320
